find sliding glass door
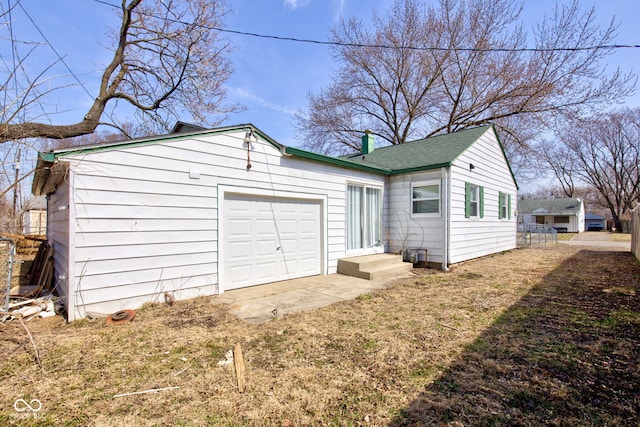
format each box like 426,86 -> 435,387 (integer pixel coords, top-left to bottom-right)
347,185 -> 382,251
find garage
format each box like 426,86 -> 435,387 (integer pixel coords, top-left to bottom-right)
222,194 -> 322,290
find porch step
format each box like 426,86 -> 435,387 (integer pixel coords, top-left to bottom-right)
337,254 -> 413,280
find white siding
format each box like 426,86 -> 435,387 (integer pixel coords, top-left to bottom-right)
448,130 -> 517,264
386,170 -> 445,263
46,178 -> 73,317
57,130 -> 384,319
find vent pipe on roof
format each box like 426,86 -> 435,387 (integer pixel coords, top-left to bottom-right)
361,131 -> 374,155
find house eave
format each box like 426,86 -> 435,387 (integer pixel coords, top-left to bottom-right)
47,124 -> 279,159
389,163 -> 451,175
32,154 -> 69,196
284,147 -> 392,175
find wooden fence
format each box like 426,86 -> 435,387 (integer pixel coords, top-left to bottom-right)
632,206 -> 640,260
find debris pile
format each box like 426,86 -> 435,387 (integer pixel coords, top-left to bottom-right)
2,237 -> 59,322
5,295 -> 58,321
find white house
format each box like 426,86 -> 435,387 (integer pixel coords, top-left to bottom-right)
32,124 -> 518,320
517,198 -> 585,233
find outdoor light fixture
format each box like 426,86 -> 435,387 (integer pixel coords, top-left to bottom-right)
244,129 -> 255,170
469,163 -> 475,171
243,130 -> 252,145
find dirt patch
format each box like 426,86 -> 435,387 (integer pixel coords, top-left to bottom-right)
0,245 -> 638,426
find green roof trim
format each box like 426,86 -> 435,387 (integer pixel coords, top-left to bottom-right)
33,122 -> 519,196
39,152 -> 56,163
284,146 -> 391,174
46,123 -> 281,159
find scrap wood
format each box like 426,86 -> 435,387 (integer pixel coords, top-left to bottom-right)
113,386 -> 180,398
8,298 -> 40,309
12,243 -> 54,298
0,232 -> 46,241
27,243 -> 52,286
233,343 -> 246,393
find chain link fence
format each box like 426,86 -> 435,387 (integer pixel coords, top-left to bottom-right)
517,223 -> 558,246
1,238 -> 17,319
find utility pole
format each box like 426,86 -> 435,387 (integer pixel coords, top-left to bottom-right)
13,148 -> 21,232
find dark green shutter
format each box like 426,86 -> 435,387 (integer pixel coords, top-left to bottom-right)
465,182 -> 471,218
498,192 -> 503,219
508,194 -> 512,220
479,186 -> 484,218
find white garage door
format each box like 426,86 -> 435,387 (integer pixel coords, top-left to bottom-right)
223,194 -> 322,290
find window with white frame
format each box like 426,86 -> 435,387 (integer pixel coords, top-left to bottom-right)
412,181 -> 440,215
499,192 -> 511,219
465,182 -> 483,218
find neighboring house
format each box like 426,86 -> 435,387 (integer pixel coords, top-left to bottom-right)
584,213 -> 606,231
22,196 -> 47,235
517,198 -> 585,233
32,124 -> 517,320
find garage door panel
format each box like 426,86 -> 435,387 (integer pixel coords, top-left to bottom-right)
256,262 -> 278,280
255,239 -> 277,257
223,195 -> 321,290
256,219 -> 276,235
279,237 -> 297,250
227,265 -> 252,284
227,218 -> 251,237
300,219 -> 317,233
300,238 -> 318,253
228,241 -> 252,258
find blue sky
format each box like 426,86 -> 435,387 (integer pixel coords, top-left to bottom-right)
227,0 -> 640,147
4,0 -> 640,150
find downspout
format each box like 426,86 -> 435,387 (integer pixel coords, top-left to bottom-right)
441,167 -> 449,271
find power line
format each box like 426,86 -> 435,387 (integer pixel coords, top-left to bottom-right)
93,0 -> 640,53
213,27 -> 640,53
17,2 -> 94,100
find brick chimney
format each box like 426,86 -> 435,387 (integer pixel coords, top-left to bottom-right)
361,130 -> 374,154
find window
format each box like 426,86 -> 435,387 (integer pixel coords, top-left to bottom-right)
554,216 -> 569,224
412,181 -> 440,215
347,184 -> 382,250
465,182 -> 484,218
498,192 -> 511,219
535,216 -> 545,225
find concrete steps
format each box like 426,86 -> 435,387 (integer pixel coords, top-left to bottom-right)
337,253 -> 413,280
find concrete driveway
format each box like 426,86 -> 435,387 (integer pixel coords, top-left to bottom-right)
211,272 -> 413,324
559,231 -> 630,251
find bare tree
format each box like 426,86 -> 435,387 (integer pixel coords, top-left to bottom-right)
534,139 -> 578,198
548,108 -> 640,231
297,0 -> 635,156
0,0 -> 238,143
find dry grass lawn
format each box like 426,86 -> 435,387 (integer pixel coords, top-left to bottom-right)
1,244 -> 638,426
